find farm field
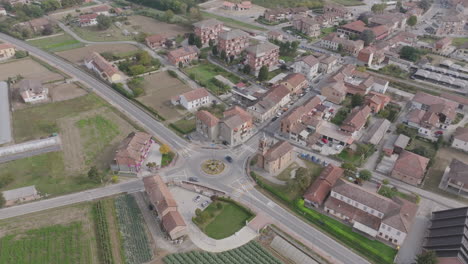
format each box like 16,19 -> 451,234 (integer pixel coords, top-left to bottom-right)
136,71 -> 192,121
0,58 -> 64,83
57,43 -> 139,63
124,15 -> 190,37
71,24 -> 134,42
27,33 -> 84,52
164,241 -> 283,264
331,0 -> 365,5
452,37 -> 468,47
114,195 -> 153,264
201,11 -> 266,31
170,116 -> 196,135
184,62 -> 241,95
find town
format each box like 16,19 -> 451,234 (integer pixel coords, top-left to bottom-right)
0,0 -> 467,263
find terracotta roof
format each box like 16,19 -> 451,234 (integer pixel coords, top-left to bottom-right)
325,196 -> 382,230
193,18 -> 223,29
413,92 -> 458,109
85,52 -> 119,78
303,164 -> 343,206
223,1 -> 235,7
181,88 -> 209,102
91,5 -> 110,12
441,92 -> 468,105
168,45 -> 199,59
222,106 -> 252,129
447,159 -> 468,185
383,197 -> 418,232
0,43 -> 14,50
196,110 -> 219,127
114,132 -> 152,167
298,55 -> 319,67
318,54 -> 338,64
218,29 -> 249,40
340,106 -> 371,133
254,85 -> 290,114
268,30 -> 282,37
407,109 -> 426,124
281,73 -> 307,88
393,150 -> 430,180
143,175 -> 178,215
454,127 -> 468,142
340,20 -> 367,33
264,140 -> 293,162
162,210 -> 186,233
370,25 -> 388,37
18,79 -> 43,93
146,34 -> 166,43
246,42 -> 279,57
79,13 -> 98,23
28,17 -> 50,28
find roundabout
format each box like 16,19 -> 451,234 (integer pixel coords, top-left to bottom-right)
201,159 -> 226,175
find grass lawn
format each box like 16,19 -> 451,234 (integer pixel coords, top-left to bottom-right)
452,37 -> 468,47
201,11 -> 266,31
169,117 -> 196,135
321,27 -> 336,35
161,152 -> 175,167
185,62 -> 241,95
267,68 -> 288,80
27,33 -> 84,52
405,137 -> 437,158
194,200 -> 254,239
331,0 -> 365,5
279,55 -> 296,62
71,25 -> 134,42
198,104 -> 226,118
276,162 -> 299,181
336,149 -> 362,164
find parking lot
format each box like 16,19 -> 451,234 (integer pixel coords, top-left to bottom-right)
170,186 -> 212,222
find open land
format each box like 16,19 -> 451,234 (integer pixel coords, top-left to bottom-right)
71,24 -> 134,42
136,71 -> 192,121
124,15 -> 190,37
0,58 -> 64,83
57,43 -> 139,63
27,33 -> 85,52
184,62 -> 241,95
201,11 -> 266,31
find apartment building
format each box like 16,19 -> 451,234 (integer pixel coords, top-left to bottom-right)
193,19 -> 224,45
218,29 -> 250,56
246,42 -> 280,73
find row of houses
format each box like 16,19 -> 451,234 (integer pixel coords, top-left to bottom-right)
77,5 -> 115,27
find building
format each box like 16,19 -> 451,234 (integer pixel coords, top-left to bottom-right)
435,12 -> 466,36
320,33 -> 364,56
383,134 -> 410,156
365,91 -> 391,113
0,82 -> 11,145
0,43 -> 15,61
391,150 -> 430,185
111,132 -> 153,174
219,106 -> 253,146
362,118 -> 391,145
279,73 -> 308,95
22,17 -> 51,33
292,17 -> 321,37
91,5 -> 111,16
218,29 -> 250,56
171,88 -> 210,110
236,1 -> 252,10
357,46 -> 386,66
195,110 -> 219,141
410,91 -> 458,130
0,7 -> 6,16
452,127 -> 468,151
303,164 -> 344,208
368,12 -> 407,33
145,34 -> 169,49
280,95 -> 324,134
423,207 -> 468,264
292,55 -> 319,80
318,54 -> 339,74
256,138 -> 294,174
84,52 -> 122,83
193,19 -> 224,46
246,42 -> 280,73
340,106 -> 372,135
263,7 -> 308,22
247,84 -> 290,122
268,30 -> 283,41
325,179 -> 418,245
18,79 -> 48,103
443,159 -> 468,194
434,37 -> 453,54
2,186 -> 40,207
78,13 -> 98,27
167,46 -> 199,66
441,92 -> 468,110
143,175 -> 187,240
323,3 -> 353,20
321,80 -> 347,104
337,20 -> 367,36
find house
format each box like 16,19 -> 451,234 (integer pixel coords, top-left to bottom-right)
303,164 -> 344,208
2,186 -> 40,207
357,46 -> 386,67
337,20 -> 367,36
410,91 -> 458,130
78,13 -> 98,27
193,19 -> 224,46
143,175 -> 187,240
91,5 -> 111,16
423,207 -> 468,264
195,110 -> 219,141
325,179 -> 418,245
368,12 -> 407,33
219,106 -> 253,146
218,29 -> 250,56
323,3 -> 353,20
268,30 -> 284,41
0,7 -> 6,16
292,55 -> 319,80
85,52 -> 122,83
263,7 -> 308,22
320,33 -> 364,56
223,1 -> 235,9
236,1 -> 252,10
452,127 -> 468,151
321,80 -> 347,104
167,46 -> 199,66
435,12 -> 466,36
145,34 -> 169,49
383,134 -> 410,156
247,84 -> 290,122
111,132 -> 153,174
365,91 -> 391,113
391,150 -> 430,185
443,159 -> 468,194
171,88 -> 210,110
246,42 -> 280,73
0,43 -> 15,61
318,54 -> 339,74
362,118 -> 391,145
279,73 -> 308,95
280,95 -> 324,134
340,106 -> 372,135
18,79 -> 48,103
292,17 -> 321,37
433,37 -> 453,54
256,138 -> 294,174
441,92 -> 468,110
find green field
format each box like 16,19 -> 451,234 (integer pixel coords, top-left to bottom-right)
164,241 -> 283,264
194,200 -> 254,239
170,117 -> 196,135
71,25 -> 134,42
0,222 -> 92,264
27,33 -> 84,52
331,0 -> 365,5
201,11 -> 266,31
452,37 -> 468,47
185,62 -> 241,95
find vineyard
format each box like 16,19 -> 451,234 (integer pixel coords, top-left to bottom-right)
163,241 -> 284,264
114,195 -> 152,264
92,201 -> 115,264
0,222 -> 92,264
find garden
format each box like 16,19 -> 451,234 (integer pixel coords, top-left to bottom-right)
335,143 -> 375,166
118,51 -> 161,77
92,201 -> 114,264
201,160 -> 226,175
164,241 -> 283,264
193,198 -> 254,239
184,62 -> 241,95
27,33 -> 84,52
169,116 -> 196,135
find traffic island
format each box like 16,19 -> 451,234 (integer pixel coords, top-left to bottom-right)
201,159 -> 225,175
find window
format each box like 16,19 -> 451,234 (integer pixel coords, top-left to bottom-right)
347,198 -> 351,203
387,226 -> 391,231
397,231 -> 401,236
378,212 -> 383,218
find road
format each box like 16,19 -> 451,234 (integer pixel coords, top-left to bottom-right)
0,145 -> 61,164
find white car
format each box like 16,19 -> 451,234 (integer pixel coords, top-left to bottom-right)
335,145 -> 343,150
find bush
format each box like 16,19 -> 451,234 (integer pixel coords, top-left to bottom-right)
14,50 -> 28,59
167,70 -> 178,78
378,186 -> 397,198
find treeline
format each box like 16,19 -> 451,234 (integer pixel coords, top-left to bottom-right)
126,0 -> 205,14
252,0 -> 323,9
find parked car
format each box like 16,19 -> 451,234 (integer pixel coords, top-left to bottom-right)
201,201 -> 209,208
271,116 -> 278,122
335,145 -> 343,150
188,177 -> 199,182
193,195 -> 201,202
225,156 -> 233,163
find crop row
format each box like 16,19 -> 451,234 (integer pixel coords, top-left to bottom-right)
163,241 -> 283,264
92,201 -> 115,264
114,195 -> 152,264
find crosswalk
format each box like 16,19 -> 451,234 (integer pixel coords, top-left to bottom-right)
229,176 -> 255,198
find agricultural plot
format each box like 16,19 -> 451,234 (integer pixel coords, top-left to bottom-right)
57,44 -> 139,64
0,58 -> 64,83
0,222 -> 92,264
124,15 -> 190,37
114,195 -> 152,264
164,241 -> 283,264
27,33 -> 84,52
71,25 -> 134,42
184,62 -> 241,95
92,201 -> 114,264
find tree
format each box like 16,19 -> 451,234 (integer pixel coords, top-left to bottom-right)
188,33 -> 195,45
337,43 -> 344,53
382,179 -> 390,185
97,15 -> 112,30
178,61 -> 183,68
129,65 -> 145,75
0,193 -> 5,208
42,0 -> 61,11
360,29 -> 375,46
135,32 -> 148,43
208,38 -> 215,47
400,46 -> 423,62
88,166 -> 102,183
220,49 -> 227,61
351,94 -> 364,107
229,54 -> 235,64
358,13 -> 370,25
146,162 -> 158,172
407,15 -> 417,26
412,146 -> 431,158
164,39 -> 174,48
371,3 -> 386,13
212,45 -> 218,56
42,24 -> 53,35
341,162 -> 357,172
258,65 -> 269,82
378,185 -> 397,198
294,167 -> 313,192
160,144 -> 171,155
164,10 -> 174,22
359,170 -> 372,181
243,64 -> 251,74
136,51 -> 151,66
418,0 -> 432,12
15,50 -> 28,59
194,36 -> 202,48
415,251 -> 438,264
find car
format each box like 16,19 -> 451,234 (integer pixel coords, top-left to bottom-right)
201,201 -> 209,208
335,145 -> 343,150
225,156 -> 233,163
188,177 -> 199,182
222,140 -> 229,146
271,116 -> 278,122
193,195 -> 201,202
148,204 -> 154,211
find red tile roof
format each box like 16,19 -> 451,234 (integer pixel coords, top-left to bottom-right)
162,210 -> 186,233
114,132 -> 152,167
143,175 -> 178,215
303,164 -> 343,206
454,127 -> 468,142
281,73 -> 307,88
181,88 -> 209,102
393,150 -> 430,180
85,52 -> 119,78
264,140 -> 293,162
340,106 -> 371,133
196,110 -> 219,127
